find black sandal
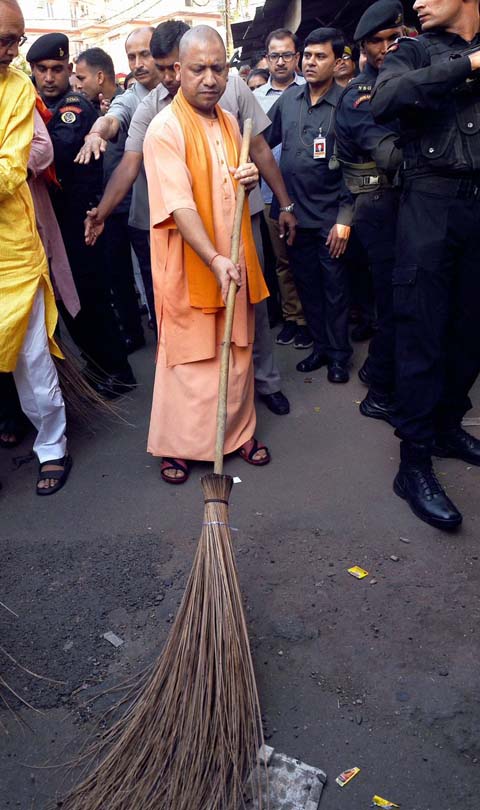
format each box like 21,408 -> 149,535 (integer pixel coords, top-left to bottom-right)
36,455 -> 73,497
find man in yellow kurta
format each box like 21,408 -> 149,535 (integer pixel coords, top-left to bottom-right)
144,26 -> 270,484
0,0 -> 72,494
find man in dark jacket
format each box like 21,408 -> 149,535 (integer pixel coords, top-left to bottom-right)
27,33 -> 136,398
371,0 -> 480,530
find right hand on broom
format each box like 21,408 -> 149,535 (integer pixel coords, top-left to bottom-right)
210,255 -> 241,305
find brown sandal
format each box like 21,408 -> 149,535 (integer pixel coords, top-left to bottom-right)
161,458 -> 189,484
238,438 -> 270,467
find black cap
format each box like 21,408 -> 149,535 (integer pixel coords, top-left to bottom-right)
27,33 -> 69,63
354,0 -> 404,42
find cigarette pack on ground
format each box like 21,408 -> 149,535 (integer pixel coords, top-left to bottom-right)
348,566 -> 368,579
335,766 -> 360,787
372,796 -> 400,808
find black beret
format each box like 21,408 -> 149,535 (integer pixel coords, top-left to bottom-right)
354,0 -> 404,42
27,33 -> 69,63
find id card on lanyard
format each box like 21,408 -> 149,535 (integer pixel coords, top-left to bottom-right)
313,127 -> 326,159
313,137 -> 326,159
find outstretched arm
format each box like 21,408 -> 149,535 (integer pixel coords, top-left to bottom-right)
85,149 -> 142,245
75,114 -> 120,164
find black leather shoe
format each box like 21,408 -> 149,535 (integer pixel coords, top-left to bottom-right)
327,362 -> 349,384
87,367 -> 137,400
359,390 -> 395,426
432,426 -> 480,466
394,441 -> 462,531
124,333 -> 146,354
296,352 -> 328,373
358,362 -> 371,386
260,390 -> 290,415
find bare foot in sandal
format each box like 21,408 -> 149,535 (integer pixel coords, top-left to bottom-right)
161,458 -> 189,484
238,438 -> 270,466
37,455 -> 72,496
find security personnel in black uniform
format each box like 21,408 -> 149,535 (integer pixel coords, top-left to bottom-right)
26,33 -> 136,398
335,0 -> 405,426
371,0 -> 480,530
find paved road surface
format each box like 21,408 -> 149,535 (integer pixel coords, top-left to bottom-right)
1,326 -> 479,809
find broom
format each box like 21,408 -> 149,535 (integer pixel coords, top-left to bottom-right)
59,118 -> 266,810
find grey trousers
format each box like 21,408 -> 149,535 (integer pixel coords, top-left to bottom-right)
251,212 -> 282,396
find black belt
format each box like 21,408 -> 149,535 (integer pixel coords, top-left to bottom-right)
403,173 -> 480,199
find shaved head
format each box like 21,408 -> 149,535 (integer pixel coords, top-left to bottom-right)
179,25 -> 226,60
175,25 -> 228,116
0,0 -> 22,10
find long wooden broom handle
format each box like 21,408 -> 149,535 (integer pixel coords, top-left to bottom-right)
214,118 -> 253,475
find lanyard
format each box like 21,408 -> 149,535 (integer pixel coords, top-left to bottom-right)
298,95 -> 334,148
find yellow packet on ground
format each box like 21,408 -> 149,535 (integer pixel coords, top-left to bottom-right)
348,566 -> 368,579
335,766 -> 360,787
372,795 -> 400,808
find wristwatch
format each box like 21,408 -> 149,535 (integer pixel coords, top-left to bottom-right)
279,202 -> 295,214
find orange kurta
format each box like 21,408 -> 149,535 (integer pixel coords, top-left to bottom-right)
144,105 -> 257,461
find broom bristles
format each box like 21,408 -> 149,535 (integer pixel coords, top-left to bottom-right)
59,473 -> 265,810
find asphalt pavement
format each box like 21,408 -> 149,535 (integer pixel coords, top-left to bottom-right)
1,324 -> 479,810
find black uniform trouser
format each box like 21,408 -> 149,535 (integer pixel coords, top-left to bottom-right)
104,213 -> 143,340
393,178 -> 480,444
354,188 -> 399,394
128,226 -> 156,336
56,208 -> 129,375
0,373 -> 25,431
287,227 -> 351,363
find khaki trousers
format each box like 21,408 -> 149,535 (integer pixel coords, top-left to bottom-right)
264,203 -> 305,326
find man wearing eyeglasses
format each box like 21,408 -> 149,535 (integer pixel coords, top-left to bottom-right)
334,45 -> 357,87
254,29 -> 310,351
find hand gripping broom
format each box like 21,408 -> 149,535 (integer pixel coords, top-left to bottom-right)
60,119 -> 266,810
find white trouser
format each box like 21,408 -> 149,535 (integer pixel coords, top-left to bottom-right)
13,286 -> 67,464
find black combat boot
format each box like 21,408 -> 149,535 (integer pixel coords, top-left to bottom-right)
359,389 -> 395,426
393,441 -> 462,531
433,426 -> 480,466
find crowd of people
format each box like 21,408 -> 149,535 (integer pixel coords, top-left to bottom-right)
1,0 -> 480,531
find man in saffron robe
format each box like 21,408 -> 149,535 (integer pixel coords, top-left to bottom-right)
143,26 -> 270,483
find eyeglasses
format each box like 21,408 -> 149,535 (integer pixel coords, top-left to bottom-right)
341,54 -> 353,61
267,51 -> 296,63
0,35 -> 27,48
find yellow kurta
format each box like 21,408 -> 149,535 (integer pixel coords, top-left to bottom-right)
144,106 -> 259,461
0,66 -> 60,372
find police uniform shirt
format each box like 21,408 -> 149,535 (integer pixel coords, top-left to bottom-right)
335,61 -> 401,173
47,90 -> 102,202
266,82 -> 353,228
371,31 -> 479,173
